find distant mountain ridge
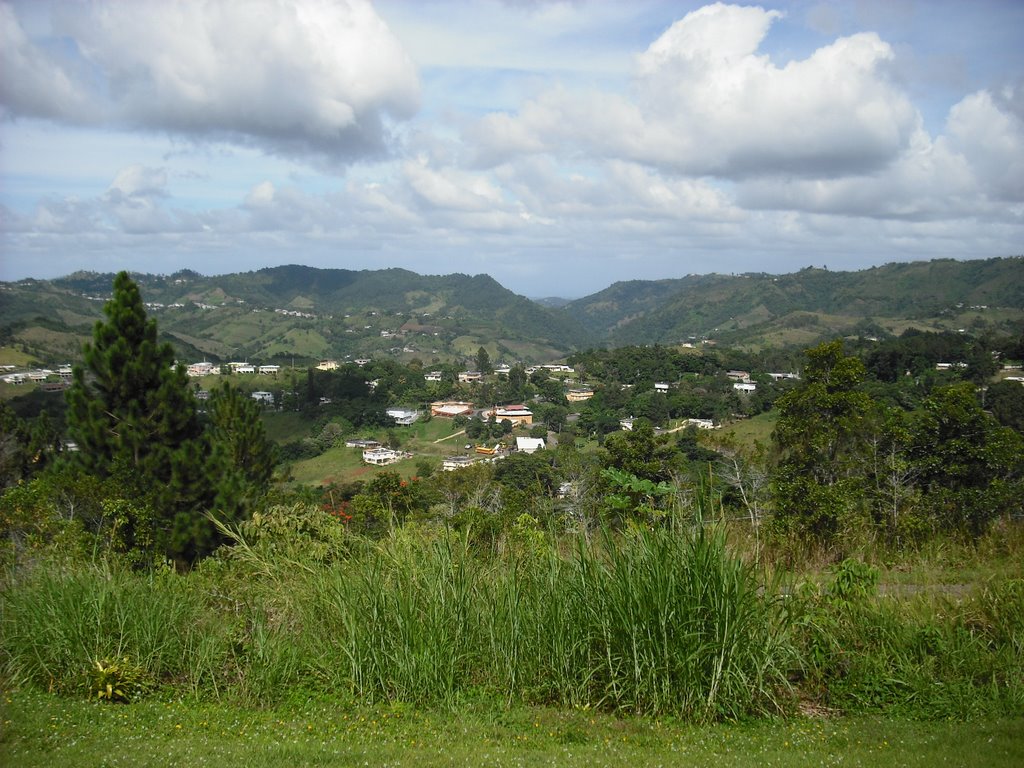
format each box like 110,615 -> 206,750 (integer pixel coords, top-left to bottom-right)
563,257 -> 1024,348
2,265 -> 595,364
1,258 -> 1021,364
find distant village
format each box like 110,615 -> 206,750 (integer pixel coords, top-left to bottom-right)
6,349 -> 1021,476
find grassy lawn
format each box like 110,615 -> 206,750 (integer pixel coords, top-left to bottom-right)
0,345 -> 41,367
284,417 -> 474,485
286,443 -> 369,485
0,382 -> 36,401
718,410 -> 778,446
2,692 -> 1021,768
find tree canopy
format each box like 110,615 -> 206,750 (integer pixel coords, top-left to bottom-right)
64,271 -> 276,563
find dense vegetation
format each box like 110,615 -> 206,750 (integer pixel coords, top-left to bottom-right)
566,257 -> 1024,347
1,271 -> 1023,738
2,258 -> 1021,366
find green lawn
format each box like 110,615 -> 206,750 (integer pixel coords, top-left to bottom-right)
2,692 -> 1021,768
0,345 -> 40,367
284,417 -> 473,485
718,410 -> 778,447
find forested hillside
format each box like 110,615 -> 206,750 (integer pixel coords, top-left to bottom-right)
1,265 -> 594,364
2,258 -> 1021,365
565,257 -> 1024,347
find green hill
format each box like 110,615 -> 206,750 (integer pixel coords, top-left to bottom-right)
2,258 -> 1021,365
563,258 -> 1024,348
1,266 -> 595,365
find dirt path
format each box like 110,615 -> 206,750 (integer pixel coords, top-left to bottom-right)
433,429 -> 466,444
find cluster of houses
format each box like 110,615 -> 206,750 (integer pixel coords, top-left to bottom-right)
426,401 -> 535,426
340,400 -> 545,470
185,361 -> 281,377
1,364 -> 73,388
423,363 -> 577,385
726,370 -> 757,393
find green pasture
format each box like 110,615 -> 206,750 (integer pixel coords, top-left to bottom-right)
2,693 -> 1021,768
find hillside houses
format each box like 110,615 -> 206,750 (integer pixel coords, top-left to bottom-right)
442,455 -> 477,471
386,408 -> 420,426
187,361 -> 218,377
515,436 -> 545,454
431,401 -> 474,417
487,405 -> 533,426
362,447 -> 408,466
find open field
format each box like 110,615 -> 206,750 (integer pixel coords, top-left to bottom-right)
284,416 -> 472,485
717,410 -> 778,446
2,692 -> 1021,768
0,346 -> 39,367
286,443 -> 372,485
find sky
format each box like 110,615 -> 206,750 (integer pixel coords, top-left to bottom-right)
1,0 -> 1022,298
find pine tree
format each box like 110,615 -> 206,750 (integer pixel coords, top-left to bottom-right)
65,271 -> 206,559
67,272 -> 198,476
203,382 -> 277,527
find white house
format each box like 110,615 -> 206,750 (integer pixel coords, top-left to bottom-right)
733,382 -> 757,393
363,447 -> 405,466
251,391 -> 274,404
515,436 -> 545,454
258,365 -> 280,375
386,408 -> 420,426
187,361 -> 217,377
654,382 -> 670,393
424,371 -> 443,382
345,438 -> 381,449
442,455 -> 477,471
685,418 -> 718,430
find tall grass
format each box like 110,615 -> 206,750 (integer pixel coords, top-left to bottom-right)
2,512 -> 1022,721
0,562 -> 227,696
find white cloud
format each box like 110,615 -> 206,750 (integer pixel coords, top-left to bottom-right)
734,128 -> 979,220
404,156 -> 507,212
2,2 -> 1022,294
2,0 -> 420,164
108,165 -> 168,199
0,2 -> 92,121
472,3 -> 919,178
945,89 -> 1024,202
734,87 -> 1024,221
